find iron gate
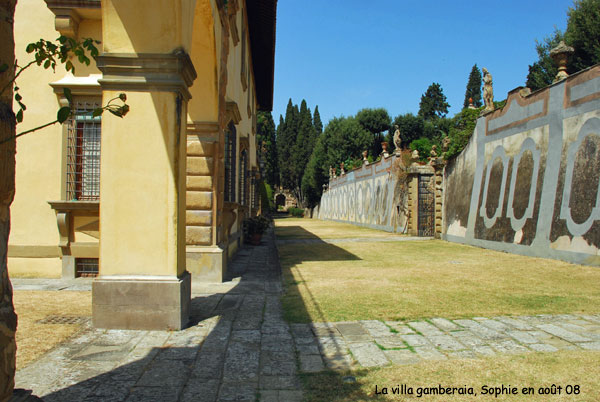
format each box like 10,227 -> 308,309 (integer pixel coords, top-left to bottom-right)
418,174 -> 435,236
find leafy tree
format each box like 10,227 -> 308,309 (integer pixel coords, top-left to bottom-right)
565,0 -> 600,71
418,82 -> 450,120
355,107 -> 391,157
444,107 -> 480,160
256,111 -> 278,187
463,64 -> 482,108
301,133 -> 328,208
387,113 -> 424,148
409,138 -> 432,162
525,29 -> 564,91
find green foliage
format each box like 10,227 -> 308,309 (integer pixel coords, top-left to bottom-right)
243,215 -> 271,235
525,29 -> 564,91
263,181 -> 275,210
356,107 -> 391,157
463,64 -> 482,108
0,35 -> 128,145
444,107 -> 480,160
257,111 -> 279,187
418,82 -> 450,120
288,207 -> 305,218
313,105 -> 323,134
409,138 -> 432,162
566,0 -> 600,71
258,180 -> 273,211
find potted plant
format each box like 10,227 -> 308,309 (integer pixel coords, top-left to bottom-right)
243,215 -> 271,245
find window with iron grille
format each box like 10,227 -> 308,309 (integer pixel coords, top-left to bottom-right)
76,258 -> 99,277
224,122 -> 237,202
66,100 -> 101,201
239,150 -> 248,205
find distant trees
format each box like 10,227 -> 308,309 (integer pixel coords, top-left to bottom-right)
276,98 -> 321,207
526,0 -> 600,91
463,64 -> 482,108
301,116 -> 372,207
418,82 -> 450,120
256,111 -> 278,187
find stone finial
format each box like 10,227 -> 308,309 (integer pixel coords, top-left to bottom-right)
332,167 -> 337,178
430,145 -> 438,158
550,41 -> 574,83
392,125 -> 402,154
362,150 -> 368,164
410,149 -> 420,166
381,141 -> 389,158
340,162 -> 345,175
329,166 -> 333,179
482,67 -> 494,113
429,145 -> 438,165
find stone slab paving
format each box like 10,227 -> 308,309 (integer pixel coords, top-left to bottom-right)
14,228 -> 302,402
286,314 -> 600,370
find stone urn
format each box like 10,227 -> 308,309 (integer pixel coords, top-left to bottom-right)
381,142 -> 389,158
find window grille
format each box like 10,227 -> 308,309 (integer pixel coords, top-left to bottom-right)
66,100 -> 101,201
224,122 -> 237,202
76,258 -> 99,277
239,150 -> 248,205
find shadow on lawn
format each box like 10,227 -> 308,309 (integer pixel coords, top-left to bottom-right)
28,227 -> 376,402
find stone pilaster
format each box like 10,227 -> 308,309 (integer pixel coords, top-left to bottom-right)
94,50 -> 196,330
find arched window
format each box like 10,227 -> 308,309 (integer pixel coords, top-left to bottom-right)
239,149 -> 248,205
224,122 -> 237,202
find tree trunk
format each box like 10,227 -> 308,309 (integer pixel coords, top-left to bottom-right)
0,1 -> 18,400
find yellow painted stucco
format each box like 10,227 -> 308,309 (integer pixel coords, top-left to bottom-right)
10,0 -> 270,281
99,91 -> 186,277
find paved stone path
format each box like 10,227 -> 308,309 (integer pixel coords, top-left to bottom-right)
15,229 -> 303,402
288,314 -> 600,370
13,230 -> 600,401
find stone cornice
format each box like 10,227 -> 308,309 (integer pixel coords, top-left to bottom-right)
96,50 -> 197,100
44,0 -> 101,37
225,101 -> 241,124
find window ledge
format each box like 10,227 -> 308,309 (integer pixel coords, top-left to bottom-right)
48,200 -> 99,212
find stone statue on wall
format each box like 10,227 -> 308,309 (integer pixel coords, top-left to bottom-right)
442,136 -> 451,152
482,67 -> 494,113
362,150 -> 368,164
393,125 -> 402,154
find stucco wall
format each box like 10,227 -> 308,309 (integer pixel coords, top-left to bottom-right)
318,156 -> 409,233
444,65 -> 600,266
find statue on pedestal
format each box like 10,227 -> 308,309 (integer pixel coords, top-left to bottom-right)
482,67 -> 494,113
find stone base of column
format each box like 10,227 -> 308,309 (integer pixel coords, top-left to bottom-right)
186,245 -> 227,282
92,272 -> 191,330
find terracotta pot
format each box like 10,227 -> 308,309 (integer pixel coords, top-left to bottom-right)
250,233 -> 262,246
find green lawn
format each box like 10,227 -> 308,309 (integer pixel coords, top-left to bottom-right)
276,217 -> 600,322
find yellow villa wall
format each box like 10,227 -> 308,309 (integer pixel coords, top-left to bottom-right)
9,0 -> 103,277
10,0 -> 265,280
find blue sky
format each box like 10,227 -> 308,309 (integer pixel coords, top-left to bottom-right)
271,0 -> 573,125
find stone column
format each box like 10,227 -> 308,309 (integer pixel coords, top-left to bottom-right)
91,1 -> 197,330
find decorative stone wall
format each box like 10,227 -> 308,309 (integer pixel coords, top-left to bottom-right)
444,65 -> 600,266
318,155 -> 410,233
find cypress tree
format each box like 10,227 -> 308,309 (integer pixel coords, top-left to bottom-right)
463,64 -> 482,108
313,105 -> 323,134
